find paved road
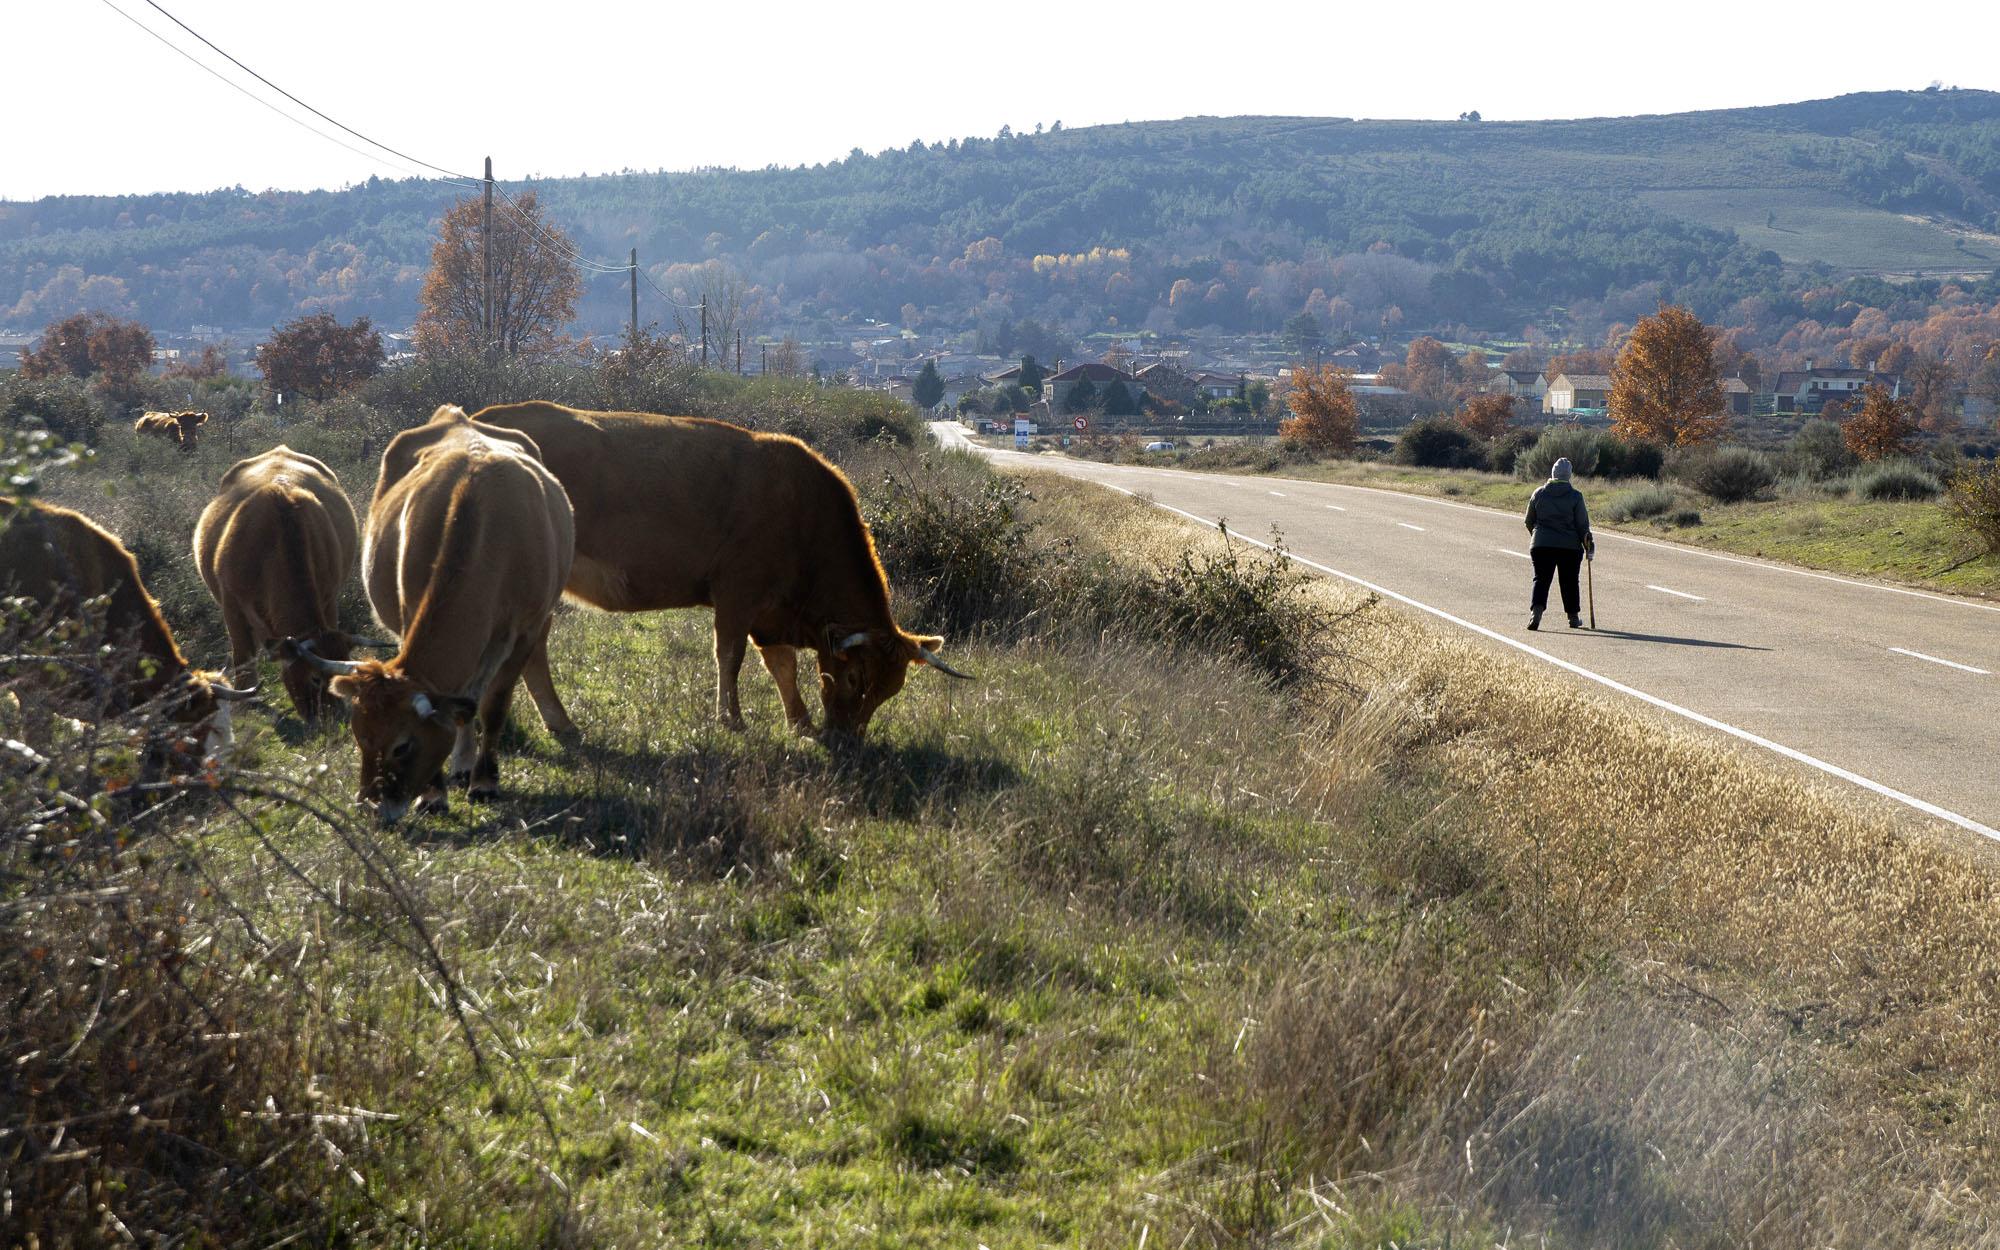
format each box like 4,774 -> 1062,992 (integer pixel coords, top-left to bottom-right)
934,423 -> 2000,840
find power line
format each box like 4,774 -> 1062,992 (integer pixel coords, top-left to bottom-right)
105,0 -> 692,304
135,0 -> 475,185
92,0 -> 476,190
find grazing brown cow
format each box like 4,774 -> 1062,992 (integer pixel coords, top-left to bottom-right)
471,400 -> 967,740
134,410 -> 209,452
1,496 -> 255,759
193,446 -> 379,722
301,406 -> 573,823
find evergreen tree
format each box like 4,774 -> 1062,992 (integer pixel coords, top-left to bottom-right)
1019,356 -> 1045,395
913,358 -> 945,409
1063,376 -> 1099,413
1101,380 -> 1137,416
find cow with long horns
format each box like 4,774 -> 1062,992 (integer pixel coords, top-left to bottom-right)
193,445 -> 389,722
470,400 -> 969,740
1,496 -> 256,759
299,407 -> 573,823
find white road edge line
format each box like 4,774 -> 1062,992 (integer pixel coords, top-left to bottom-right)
1889,647 -> 1991,675
1132,494 -> 2000,845
1496,548 -> 1530,560
1398,522 -> 1426,532
1326,504 -> 1346,511
1269,491 -> 1288,497
1648,585 -> 1706,601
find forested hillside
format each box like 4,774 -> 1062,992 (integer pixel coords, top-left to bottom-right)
5,89 -> 1999,339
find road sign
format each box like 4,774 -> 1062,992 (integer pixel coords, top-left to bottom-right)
1073,415 -> 1088,431
1013,417 -> 1031,450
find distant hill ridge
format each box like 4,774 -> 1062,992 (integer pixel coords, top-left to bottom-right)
4,89 -> 1999,337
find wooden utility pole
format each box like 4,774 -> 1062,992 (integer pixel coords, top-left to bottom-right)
700,296 -> 708,367
760,344 -> 767,377
481,156 -> 494,357
628,248 -> 638,340
736,329 -> 743,375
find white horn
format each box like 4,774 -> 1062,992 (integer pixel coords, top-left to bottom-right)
836,631 -> 871,654
210,680 -> 261,702
918,647 -> 974,680
294,637 -> 364,675
413,693 -> 437,720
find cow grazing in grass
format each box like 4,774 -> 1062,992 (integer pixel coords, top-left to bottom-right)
134,410 -> 209,452
301,406 -> 573,823
1,495 -> 255,759
471,400 -> 967,741
193,446 -> 383,722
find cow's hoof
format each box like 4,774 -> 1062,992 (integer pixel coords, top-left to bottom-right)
447,770 -> 472,791
416,789 -> 450,816
551,725 -> 584,750
467,783 -> 500,803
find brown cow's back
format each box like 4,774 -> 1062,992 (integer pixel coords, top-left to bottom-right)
1,495 -> 191,698
470,401 -> 950,738
365,412 -> 573,700
471,402 -> 892,628
193,446 -> 360,718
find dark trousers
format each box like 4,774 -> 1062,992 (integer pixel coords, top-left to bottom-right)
1530,546 -> 1583,617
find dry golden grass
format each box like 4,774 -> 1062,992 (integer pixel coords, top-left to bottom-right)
1023,469 -> 2000,1245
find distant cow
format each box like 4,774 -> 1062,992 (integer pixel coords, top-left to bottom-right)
134,410 -> 209,452
1,496 -> 255,758
193,445 -> 379,722
301,406 -> 573,823
471,400 -> 968,740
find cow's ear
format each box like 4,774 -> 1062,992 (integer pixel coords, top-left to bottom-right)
328,674 -> 361,702
439,696 -> 478,726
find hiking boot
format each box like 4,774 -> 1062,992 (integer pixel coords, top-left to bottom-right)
1527,613 -> 1542,631
1568,615 -> 1584,629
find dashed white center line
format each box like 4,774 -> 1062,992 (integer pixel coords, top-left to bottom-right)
1325,504 -> 1346,511
1647,585 -> 1706,601
1398,523 -> 1426,532
1890,647 -> 1990,675
1496,548 -> 1530,560
1269,491 -> 1287,497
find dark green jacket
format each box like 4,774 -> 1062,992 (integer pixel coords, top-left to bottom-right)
1526,479 -> 1592,551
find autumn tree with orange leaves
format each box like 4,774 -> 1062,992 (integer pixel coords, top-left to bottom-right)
1842,385 -> 1921,461
20,312 -> 155,386
415,189 -> 581,359
1456,392 -> 1515,439
257,312 -> 384,401
1278,364 -> 1359,456
1609,304 -> 1727,447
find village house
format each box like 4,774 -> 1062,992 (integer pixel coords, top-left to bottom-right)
1542,372 -> 1611,415
1771,361 -> 1901,414
1046,362 -> 1148,411
1190,371 -> 1245,401
1486,368 -> 1549,403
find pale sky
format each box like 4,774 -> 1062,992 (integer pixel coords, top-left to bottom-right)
7,0 -> 1994,201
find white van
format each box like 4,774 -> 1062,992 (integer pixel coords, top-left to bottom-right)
1144,440 -> 1176,452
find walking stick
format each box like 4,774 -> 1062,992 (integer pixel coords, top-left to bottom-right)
1586,547 -> 1596,629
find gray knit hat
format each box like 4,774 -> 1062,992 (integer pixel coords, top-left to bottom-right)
1551,457 -> 1573,481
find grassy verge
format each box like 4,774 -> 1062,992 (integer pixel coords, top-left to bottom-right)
1097,449 -> 2000,599
9,390 -> 2000,1245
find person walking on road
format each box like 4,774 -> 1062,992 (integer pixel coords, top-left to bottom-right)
1525,456 -> 1594,631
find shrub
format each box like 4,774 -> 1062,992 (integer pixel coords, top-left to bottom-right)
1514,426 -> 1602,482
1594,434 -> 1665,480
1604,484 -> 1679,522
1,372 -> 102,443
1785,419 -> 1857,481
863,453 -> 1044,634
1392,415 -> 1487,469
1486,428 -> 1540,475
1665,507 -> 1703,526
1943,458 -> 2000,553
1674,446 -> 1777,503
1849,457 -> 1941,501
